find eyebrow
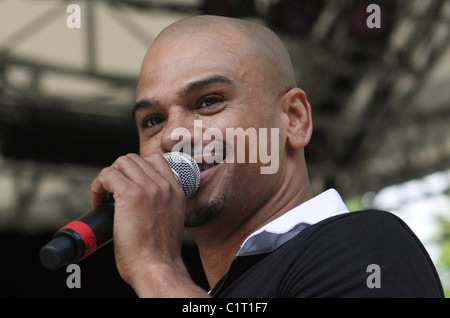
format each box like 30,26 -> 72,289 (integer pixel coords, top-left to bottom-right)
132,98 -> 160,119
132,74 -> 234,119
177,74 -> 234,98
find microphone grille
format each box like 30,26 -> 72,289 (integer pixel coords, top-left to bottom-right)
163,152 -> 200,200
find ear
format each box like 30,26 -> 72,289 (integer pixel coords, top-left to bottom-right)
281,88 -> 313,150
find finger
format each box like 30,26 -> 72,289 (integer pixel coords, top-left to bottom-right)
111,154 -> 157,187
90,167 -> 134,208
139,154 -> 185,195
112,154 -> 178,200
122,153 -> 181,192
112,154 -> 184,201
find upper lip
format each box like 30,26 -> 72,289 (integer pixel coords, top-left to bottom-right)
192,151 -> 227,172
198,161 -> 221,172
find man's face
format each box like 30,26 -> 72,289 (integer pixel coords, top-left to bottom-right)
134,29 -> 285,230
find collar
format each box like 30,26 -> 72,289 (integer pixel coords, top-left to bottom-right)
236,188 -> 349,257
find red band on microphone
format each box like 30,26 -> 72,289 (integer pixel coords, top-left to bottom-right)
61,221 -> 97,259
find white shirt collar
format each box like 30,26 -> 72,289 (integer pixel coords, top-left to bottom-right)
236,188 -> 349,257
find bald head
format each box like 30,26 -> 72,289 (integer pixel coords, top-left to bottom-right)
135,15 -> 313,230
141,15 -> 296,99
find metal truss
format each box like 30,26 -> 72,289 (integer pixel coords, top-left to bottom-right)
0,0 -> 448,232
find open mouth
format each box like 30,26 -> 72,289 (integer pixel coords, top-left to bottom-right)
192,149 -> 227,187
193,147 -> 228,172
197,154 -> 225,172
197,159 -> 222,187
199,162 -> 219,172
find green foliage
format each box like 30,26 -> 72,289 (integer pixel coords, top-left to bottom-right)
436,214 -> 450,297
344,196 -> 365,212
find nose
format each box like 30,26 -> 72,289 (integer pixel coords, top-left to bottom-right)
160,106 -> 196,154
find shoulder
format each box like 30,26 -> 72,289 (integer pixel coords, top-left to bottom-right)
279,210 -> 444,297
311,209 -> 408,232
299,209 -> 422,249
289,210 -> 417,253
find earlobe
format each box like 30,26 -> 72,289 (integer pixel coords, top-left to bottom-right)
283,88 -> 313,150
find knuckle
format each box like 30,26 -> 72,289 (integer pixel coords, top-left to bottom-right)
114,155 -> 130,168
158,179 -> 172,193
96,167 -> 113,181
100,166 -> 112,175
126,153 -> 140,160
150,184 -> 164,199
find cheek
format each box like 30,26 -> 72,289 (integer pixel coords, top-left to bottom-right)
211,103 -> 265,130
139,134 -> 162,157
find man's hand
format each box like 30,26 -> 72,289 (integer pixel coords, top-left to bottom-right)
90,153 -> 208,297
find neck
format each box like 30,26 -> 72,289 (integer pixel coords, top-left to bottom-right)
187,160 -> 312,289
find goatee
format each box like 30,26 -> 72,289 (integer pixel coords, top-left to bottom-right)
184,195 -> 226,228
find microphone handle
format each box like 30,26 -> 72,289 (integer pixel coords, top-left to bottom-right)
39,200 -> 114,270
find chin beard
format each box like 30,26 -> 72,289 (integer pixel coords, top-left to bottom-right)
184,195 -> 226,228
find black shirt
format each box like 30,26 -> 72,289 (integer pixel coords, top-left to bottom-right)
211,210 -> 444,297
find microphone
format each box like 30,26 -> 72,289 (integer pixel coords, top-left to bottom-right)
39,152 -> 201,270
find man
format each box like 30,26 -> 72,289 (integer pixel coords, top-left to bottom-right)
90,15 -> 443,297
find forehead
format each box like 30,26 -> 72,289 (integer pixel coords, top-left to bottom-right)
137,30 -> 253,96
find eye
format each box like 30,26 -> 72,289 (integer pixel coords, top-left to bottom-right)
199,96 -> 224,108
142,115 -> 165,128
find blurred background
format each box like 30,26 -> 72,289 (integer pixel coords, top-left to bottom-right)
0,0 -> 448,297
